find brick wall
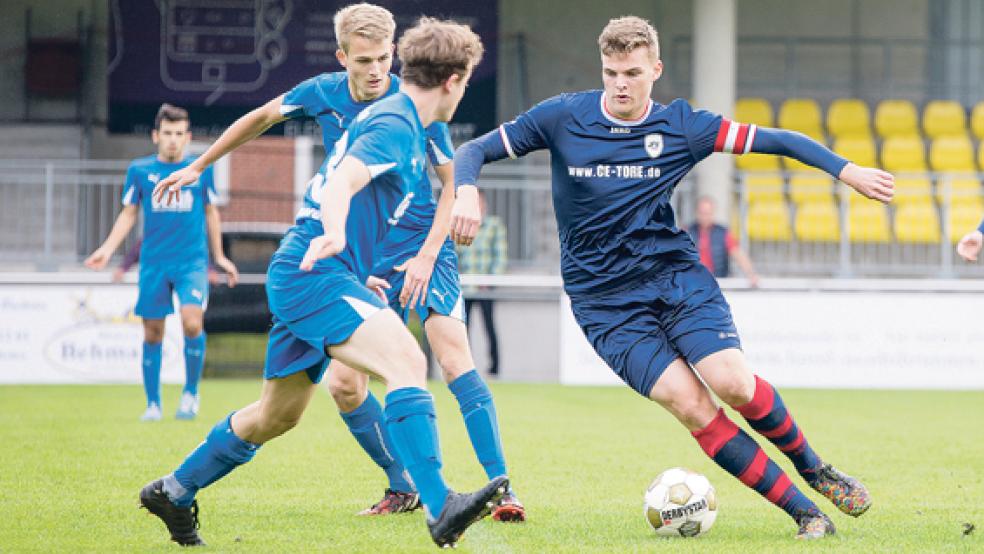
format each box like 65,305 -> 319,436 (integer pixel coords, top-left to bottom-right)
224,137 -> 295,224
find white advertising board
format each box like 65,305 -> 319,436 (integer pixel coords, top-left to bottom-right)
560,290 -> 984,390
0,285 -> 185,384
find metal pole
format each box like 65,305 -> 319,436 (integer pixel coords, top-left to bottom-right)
941,174 -> 953,277
838,187 -> 851,277
44,162 -> 54,267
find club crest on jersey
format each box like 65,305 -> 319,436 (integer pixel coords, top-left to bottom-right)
644,134 -> 664,158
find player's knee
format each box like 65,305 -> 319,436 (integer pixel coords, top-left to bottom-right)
182,320 -> 203,338
327,373 -> 365,412
258,410 -> 303,438
143,325 -> 165,343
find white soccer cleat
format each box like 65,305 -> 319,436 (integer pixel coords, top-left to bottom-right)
175,392 -> 199,420
141,403 -> 162,422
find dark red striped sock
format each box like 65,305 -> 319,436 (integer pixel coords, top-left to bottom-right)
692,409 -> 818,521
735,376 -> 822,484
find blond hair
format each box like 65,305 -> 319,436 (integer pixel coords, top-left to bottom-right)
333,3 -> 396,52
397,17 -> 484,89
598,16 -> 660,61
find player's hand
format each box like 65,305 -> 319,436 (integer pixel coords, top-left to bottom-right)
394,252 -> 436,308
956,230 -> 984,262
299,232 -> 345,271
214,255 -> 239,287
111,267 -> 126,283
365,276 -> 391,302
451,184 -> 482,246
747,273 -> 760,289
153,166 -> 202,205
84,248 -> 112,271
839,163 -> 894,204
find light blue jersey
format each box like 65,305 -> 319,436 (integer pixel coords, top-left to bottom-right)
122,154 -> 216,266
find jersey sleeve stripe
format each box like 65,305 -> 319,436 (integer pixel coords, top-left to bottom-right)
743,124 -> 758,154
733,123 -> 750,154
122,187 -> 135,206
499,125 -> 518,159
713,118 -> 732,153
723,121 -> 740,153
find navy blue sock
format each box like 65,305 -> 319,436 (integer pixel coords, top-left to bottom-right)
448,369 -> 507,479
166,412 -> 259,507
384,387 -> 449,517
340,391 -> 413,493
142,342 -> 162,407
183,333 -> 206,396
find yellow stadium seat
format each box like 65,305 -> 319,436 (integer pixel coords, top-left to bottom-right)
935,176 -> 981,207
881,136 -> 927,171
979,142 -> 984,171
947,202 -> 984,243
788,168 -> 834,205
893,176 -> 934,206
894,203 -> 940,243
972,101 -> 984,140
737,154 -> 784,203
827,99 -> 871,138
848,201 -> 891,243
929,136 -> 975,171
778,98 -> 824,140
874,99 -> 919,138
735,98 -> 774,127
833,136 -> 877,167
746,200 -> 792,241
794,201 -> 840,242
923,100 -> 967,139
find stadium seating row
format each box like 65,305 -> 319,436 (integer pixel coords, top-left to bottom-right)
745,199 -> 980,244
735,97 -> 984,140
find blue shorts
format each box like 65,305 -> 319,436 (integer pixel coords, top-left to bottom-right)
135,261 -> 209,319
569,261 -> 741,397
374,243 -> 465,324
262,254 -> 388,384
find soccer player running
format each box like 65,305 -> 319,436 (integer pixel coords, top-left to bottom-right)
84,104 -> 239,421
452,16 -> 894,540
140,17 -> 505,548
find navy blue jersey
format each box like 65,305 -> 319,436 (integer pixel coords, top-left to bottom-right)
278,92 -> 429,280
496,91 -> 753,295
122,154 -> 216,266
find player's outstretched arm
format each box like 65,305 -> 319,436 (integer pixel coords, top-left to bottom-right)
205,205 -> 239,287
299,156 -> 372,271
451,130 -> 511,245
750,127 -> 894,203
956,225 -> 984,261
84,204 -> 138,270
396,163 -> 456,308
154,95 -> 289,205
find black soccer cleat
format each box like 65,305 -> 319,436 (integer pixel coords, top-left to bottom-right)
427,476 -> 509,548
139,479 -> 205,546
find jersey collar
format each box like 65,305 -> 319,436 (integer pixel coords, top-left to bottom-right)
599,93 -> 653,126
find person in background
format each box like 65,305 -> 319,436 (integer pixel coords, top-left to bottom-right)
113,237 -> 224,286
456,189 -> 506,376
688,196 -> 760,288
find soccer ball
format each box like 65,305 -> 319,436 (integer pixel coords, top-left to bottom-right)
644,467 -> 718,537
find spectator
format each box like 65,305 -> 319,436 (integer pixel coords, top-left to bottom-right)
688,196 -> 759,287
456,190 -> 506,376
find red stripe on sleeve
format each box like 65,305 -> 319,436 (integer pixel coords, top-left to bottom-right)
733,123 -> 750,154
713,118 -> 731,153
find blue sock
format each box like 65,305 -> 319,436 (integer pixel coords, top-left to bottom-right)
340,391 -> 413,493
142,342 -> 162,407
183,333 -> 206,396
165,412 -> 259,507
449,369 -> 507,480
384,387 -> 449,518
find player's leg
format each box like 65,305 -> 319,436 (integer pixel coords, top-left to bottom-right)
329,308 -> 508,545
174,264 -> 209,419
325,360 -> 418,515
694,348 -> 872,517
140,318 -> 166,421
477,299 -> 500,376
425,312 -> 525,522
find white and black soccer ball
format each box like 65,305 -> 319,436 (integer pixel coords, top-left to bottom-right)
644,467 -> 718,537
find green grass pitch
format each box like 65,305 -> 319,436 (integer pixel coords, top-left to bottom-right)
1,381 -> 981,552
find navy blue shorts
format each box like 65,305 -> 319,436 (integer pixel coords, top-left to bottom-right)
569,262 -> 741,397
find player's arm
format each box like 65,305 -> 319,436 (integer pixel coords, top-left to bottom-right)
85,204 -> 138,270
205,205 -> 239,287
299,156 -> 372,271
154,95 -> 289,204
956,218 -> 984,261
396,163 -> 455,308
729,249 -> 760,288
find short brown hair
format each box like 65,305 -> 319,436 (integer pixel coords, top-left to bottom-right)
334,3 -> 396,52
598,16 -> 660,61
397,17 -> 484,89
154,103 -> 189,129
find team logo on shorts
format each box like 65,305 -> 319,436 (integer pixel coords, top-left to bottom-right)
644,133 -> 664,158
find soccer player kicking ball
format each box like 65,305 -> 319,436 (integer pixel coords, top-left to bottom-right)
452,16 -> 893,540
139,18 -> 504,548
85,104 -> 239,422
